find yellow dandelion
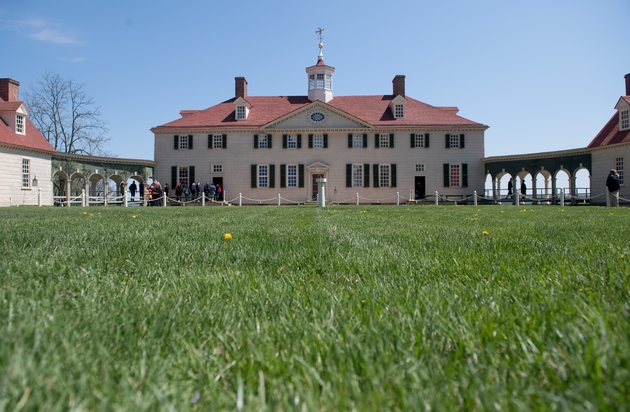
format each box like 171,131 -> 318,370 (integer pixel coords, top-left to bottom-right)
482,231 -> 489,236
122,281 -> 126,285
89,213 -> 94,217
224,233 -> 232,240
132,215 -> 138,219
83,212 -> 87,215
621,254 -> 626,259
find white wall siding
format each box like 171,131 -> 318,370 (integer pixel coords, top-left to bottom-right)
0,147 -> 53,207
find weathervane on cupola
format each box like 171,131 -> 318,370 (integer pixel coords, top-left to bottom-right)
306,27 -> 335,102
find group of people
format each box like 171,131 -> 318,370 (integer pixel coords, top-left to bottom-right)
125,180 -> 170,206
174,181 -> 222,202
506,180 -> 527,198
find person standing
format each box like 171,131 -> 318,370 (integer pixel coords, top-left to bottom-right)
520,180 -> 526,197
507,179 -> 513,199
209,182 -> 216,202
129,181 -> 137,201
216,183 -> 222,201
606,169 -> 621,207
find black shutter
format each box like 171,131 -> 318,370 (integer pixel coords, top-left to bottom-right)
254,134 -> 259,149
280,164 -> 286,188
364,163 -> 370,187
391,164 -> 397,187
269,164 -> 275,188
389,133 -> 394,148
460,134 -> 465,149
323,134 -> 328,148
189,166 -> 195,184
298,164 -> 304,187
425,133 -> 430,148
308,134 -> 313,148
445,134 -> 450,149
268,134 -> 273,149
363,134 -> 368,148
171,166 -> 177,188
174,135 -> 179,150
462,163 -> 468,187
208,134 -> 213,149
222,134 -> 227,148
375,133 -> 380,148
283,134 -> 287,149
410,133 -> 415,148
373,164 -> 380,188
443,164 -> 450,187
188,135 -> 193,150
348,134 -> 353,148
346,164 -> 352,187
251,165 -> 257,188
297,134 -> 302,149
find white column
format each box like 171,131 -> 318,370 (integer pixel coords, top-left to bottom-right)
202,192 -> 205,207
278,194 -> 281,206
239,193 -> 242,206
560,188 -> 565,207
82,189 -> 86,207
473,191 -> 477,206
356,193 -> 359,206
317,178 -> 327,207
396,192 -> 400,206
435,191 -> 439,206
38,188 -> 42,207
163,192 -> 167,207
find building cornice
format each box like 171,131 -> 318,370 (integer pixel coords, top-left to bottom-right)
483,147 -> 592,163
52,152 -> 156,167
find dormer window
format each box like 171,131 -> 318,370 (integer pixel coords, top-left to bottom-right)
236,106 -> 246,120
16,114 -> 25,134
389,95 -> 406,119
234,97 -> 251,120
394,104 -> 404,119
621,109 -> 629,131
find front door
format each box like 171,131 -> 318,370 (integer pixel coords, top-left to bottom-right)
415,176 -> 426,199
312,173 -> 324,200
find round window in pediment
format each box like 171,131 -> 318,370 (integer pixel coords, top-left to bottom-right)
310,112 -> 326,123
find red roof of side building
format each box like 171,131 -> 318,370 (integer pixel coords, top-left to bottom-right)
587,98 -> 630,148
0,101 -> 56,153
154,95 -> 486,130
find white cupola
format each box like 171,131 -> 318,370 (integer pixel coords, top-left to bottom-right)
305,40 -> 335,103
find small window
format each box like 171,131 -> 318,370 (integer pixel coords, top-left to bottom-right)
394,104 -> 404,118
325,74 -> 332,90
213,164 -> 223,173
616,157 -> 624,185
379,164 -> 390,188
236,106 -> 246,120
450,134 -> 460,149
352,164 -> 363,187
450,164 -> 461,187
309,75 -> 315,90
316,74 -> 324,89
258,134 -> 268,149
16,115 -> 25,134
258,165 -> 268,188
414,134 -> 425,148
287,135 -> 297,149
178,167 -> 189,188
353,134 -> 363,148
287,164 -> 297,188
22,159 -> 30,188
212,134 -> 222,149
179,135 -> 189,150
312,134 -> 323,148
379,133 -> 390,148
415,164 -> 425,172
621,109 -> 630,131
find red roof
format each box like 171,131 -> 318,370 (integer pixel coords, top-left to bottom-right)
587,111 -> 630,148
154,94 -> 485,130
0,101 -> 55,153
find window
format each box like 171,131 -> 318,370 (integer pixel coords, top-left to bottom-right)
621,109 -> 630,131
258,134 -> 268,149
445,133 -> 465,148
309,75 -> 315,90
352,164 -> 363,187
450,164 -> 460,187
287,165 -> 297,188
22,159 -> 30,188
212,134 -> 223,149
394,104 -> 404,118
450,134 -> 460,149
379,164 -> 390,188
616,157 -> 624,185
414,134 -> 425,148
16,115 -> 25,134
179,135 -> 189,150
415,164 -> 425,172
258,165 -> 268,188
213,165 -> 223,173
287,135 -> 297,149
236,106 -> 246,120
312,134 -> 323,148
316,73 -> 324,89
353,134 -> 363,148
178,167 -> 189,188
379,133 -> 390,148
325,74 -> 332,89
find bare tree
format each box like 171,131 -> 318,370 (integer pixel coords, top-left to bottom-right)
24,71 -> 112,156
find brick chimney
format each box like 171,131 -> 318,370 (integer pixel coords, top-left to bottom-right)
235,77 -> 248,99
392,75 -> 405,97
625,73 -> 630,96
0,78 -> 20,102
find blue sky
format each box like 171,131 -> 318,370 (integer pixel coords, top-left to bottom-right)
1,0 -> 629,164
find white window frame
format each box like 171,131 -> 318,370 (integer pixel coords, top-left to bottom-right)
414,133 -> 425,148
616,157 -> 624,185
316,73 -> 324,89
379,133 -> 390,148
415,164 -> 425,172
178,167 -> 189,188
325,74 -> 332,90
179,135 -> 189,150
621,109 -> 629,131
212,164 -> 223,173
212,134 -> 223,149
450,164 -> 461,187
309,75 -> 315,90
258,134 -> 268,149
287,164 -> 297,188
379,164 -> 391,188
22,158 -> 30,188
16,115 -> 25,135
352,164 -> 363,188
236,106 -> 246,120
394,104 -> 404,118
258,165 -> 269,188
352,134 -> 363,148
312,134 -> 323,148
450,134 -> 460,148
287,134 -> 297,149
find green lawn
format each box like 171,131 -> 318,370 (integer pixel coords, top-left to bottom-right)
0,205 -> 629,411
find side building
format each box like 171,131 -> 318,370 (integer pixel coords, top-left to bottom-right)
152,46 -> 488,204
0,78 -> 55,207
